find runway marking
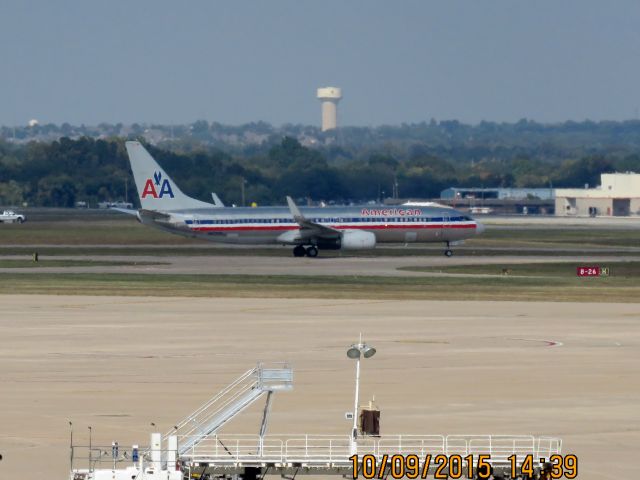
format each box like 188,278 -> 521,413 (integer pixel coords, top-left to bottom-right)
510,337 -> 564,347
238,299 -> 391,313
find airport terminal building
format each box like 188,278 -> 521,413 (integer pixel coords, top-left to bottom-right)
555,172 -> 640,216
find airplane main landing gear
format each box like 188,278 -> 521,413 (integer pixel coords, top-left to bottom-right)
292,245 -> 319,257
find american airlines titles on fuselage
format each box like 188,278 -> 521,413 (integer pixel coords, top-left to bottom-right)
124,141 -> 484,257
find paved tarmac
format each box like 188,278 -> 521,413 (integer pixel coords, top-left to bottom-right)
481,215 -> 640,228
0,253 -> 638,277
0,295 -> 638,479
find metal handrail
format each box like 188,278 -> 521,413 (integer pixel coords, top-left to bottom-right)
165,367 -> 256,438
177,381 -> 259,438
166,363 -> 293,441
176,434 -> 561,464
71,433 -> 562,479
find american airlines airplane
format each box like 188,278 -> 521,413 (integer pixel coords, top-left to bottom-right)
123,141 -> 485,257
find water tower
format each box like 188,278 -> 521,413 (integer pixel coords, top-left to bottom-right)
317,87 -> 342,131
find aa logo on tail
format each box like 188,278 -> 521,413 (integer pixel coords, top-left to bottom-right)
142,171 -> 174,199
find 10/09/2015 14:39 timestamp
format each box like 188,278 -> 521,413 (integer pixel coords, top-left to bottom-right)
350,454 -> 578,479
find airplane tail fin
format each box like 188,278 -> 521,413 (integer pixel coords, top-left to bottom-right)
125,141 -> 214,211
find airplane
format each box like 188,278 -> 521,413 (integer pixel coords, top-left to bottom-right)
122,141 -> 485,257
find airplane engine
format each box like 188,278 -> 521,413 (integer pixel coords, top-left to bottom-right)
340,230 -> 376,249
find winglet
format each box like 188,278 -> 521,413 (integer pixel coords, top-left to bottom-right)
211,192 -> 225,208
286,196 -> 306,224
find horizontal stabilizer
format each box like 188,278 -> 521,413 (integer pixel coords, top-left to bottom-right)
110,207 -> 138,216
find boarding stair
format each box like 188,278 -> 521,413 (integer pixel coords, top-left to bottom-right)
165,363 -> 293,455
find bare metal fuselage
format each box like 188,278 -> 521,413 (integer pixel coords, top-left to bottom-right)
141,204 -> 482,247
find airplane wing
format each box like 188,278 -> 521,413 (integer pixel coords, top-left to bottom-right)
286,196 -> 340,240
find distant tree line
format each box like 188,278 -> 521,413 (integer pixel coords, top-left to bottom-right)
0,131 -> 639,207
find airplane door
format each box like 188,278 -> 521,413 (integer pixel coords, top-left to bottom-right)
441,215 -> 450,238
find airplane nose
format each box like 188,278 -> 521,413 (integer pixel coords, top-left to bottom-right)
475,222 -> 485,235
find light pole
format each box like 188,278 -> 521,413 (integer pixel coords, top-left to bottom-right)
88,426 -> 92,472
68,421 -> 73,472
347,335 -> 376,454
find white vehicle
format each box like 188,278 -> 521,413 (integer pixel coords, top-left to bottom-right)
0,210 -> 26,223
469,206 -> 494,214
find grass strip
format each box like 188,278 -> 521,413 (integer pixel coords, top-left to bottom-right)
400,261 -> 640,278
0,273 -> 638,303
0,259 -> 165,268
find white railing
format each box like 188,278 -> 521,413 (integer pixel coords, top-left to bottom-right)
180,434 -> 561,465
377,435 -> 446,457
166,363 -> 293,453
445,435 -> 537,464
167,368 -> 256,439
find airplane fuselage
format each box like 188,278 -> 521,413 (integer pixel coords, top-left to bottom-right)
143,204 -> 483,246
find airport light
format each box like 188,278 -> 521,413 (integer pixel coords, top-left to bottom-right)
88,426 -> 92,472
347,335 -> 376,454
68,420 -> 73,471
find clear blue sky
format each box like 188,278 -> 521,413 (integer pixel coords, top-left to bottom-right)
1,0 -> 639,126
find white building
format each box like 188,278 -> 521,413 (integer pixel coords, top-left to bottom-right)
555,172 -> 640,216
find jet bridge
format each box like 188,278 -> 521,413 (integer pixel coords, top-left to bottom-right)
69,363 -> 562,480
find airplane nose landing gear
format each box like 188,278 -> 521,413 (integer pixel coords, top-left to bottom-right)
444,241 -> 453,257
